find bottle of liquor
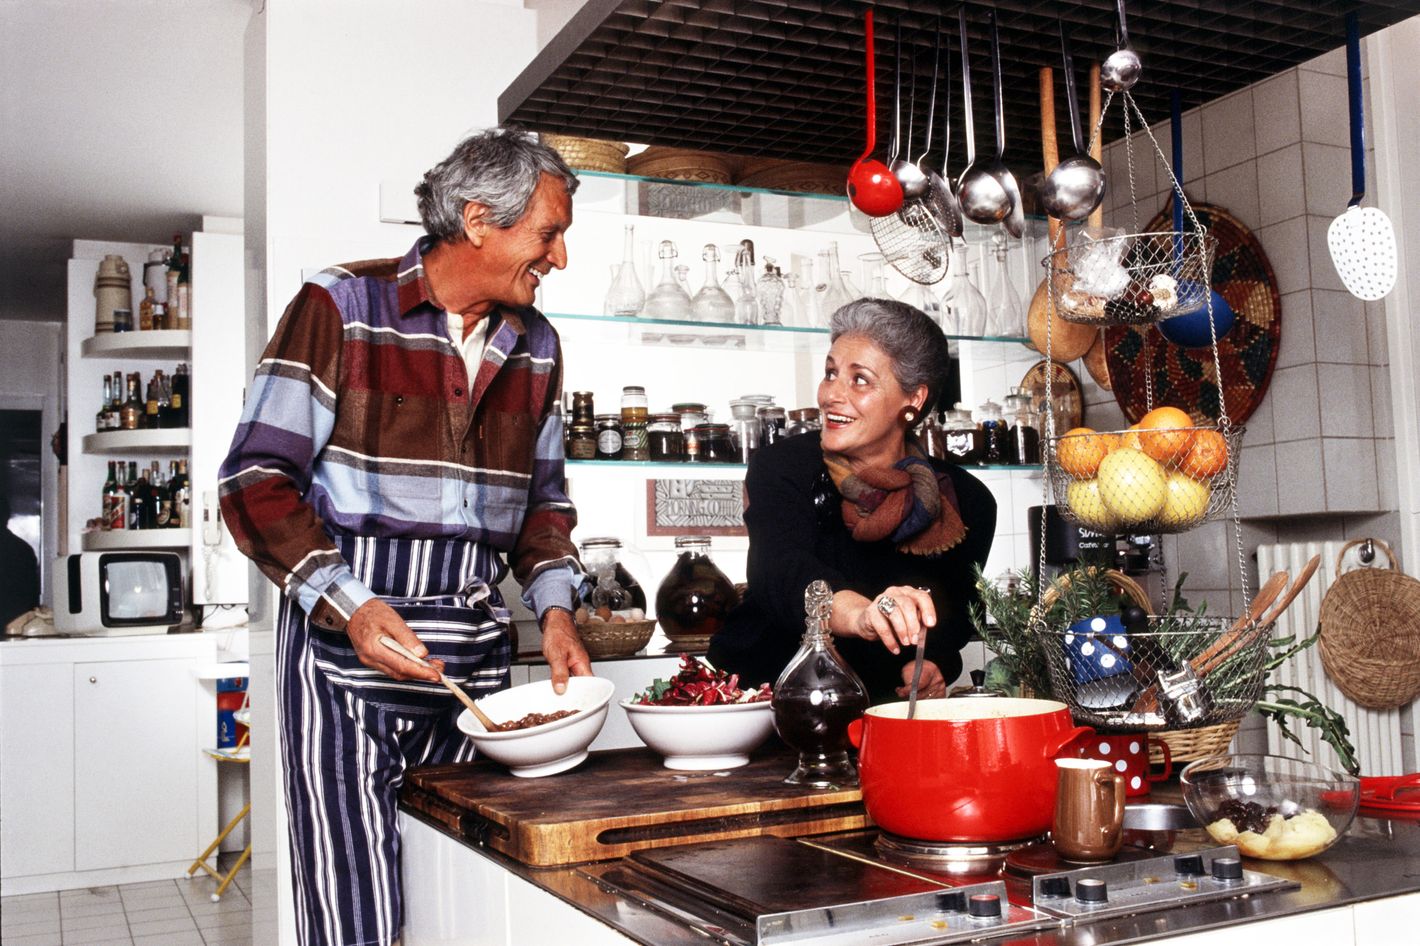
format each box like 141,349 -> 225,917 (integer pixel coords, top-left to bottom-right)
109,462 -> 129,531
157,372 -> 174,428
154,462 -> 172,528
143,374 -> 161,430
171,363 -> 190,428
96,376 -> 111,432
172,459 -> 191,529
138,286 -> 157,331
100,462 -> 117,530
110,371 -> 123,423
128,460 -> 148,530
120,373 -> 143,430
175,244 -> 191,330
165,234 -> 183,331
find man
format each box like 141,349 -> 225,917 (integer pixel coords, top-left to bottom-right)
219,127 -> 591,946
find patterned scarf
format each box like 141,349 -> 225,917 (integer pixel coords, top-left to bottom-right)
824,443 -> 968,556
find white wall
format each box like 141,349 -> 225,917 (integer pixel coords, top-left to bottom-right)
0,320 -> 63,602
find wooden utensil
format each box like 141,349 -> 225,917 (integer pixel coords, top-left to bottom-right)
1196,556 -> 1325,677
1079,65 -> 1112,391
379,636 -> 500,731
1027,66 -> 1096,361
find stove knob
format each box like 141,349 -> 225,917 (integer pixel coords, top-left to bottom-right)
1212,857 -> 1244,882
1174,854 -> 1205,876
936,892 -> 967,914
967,893 -> 1003,919
1075,878 -> 1109,904
1039,876 -> 1072,899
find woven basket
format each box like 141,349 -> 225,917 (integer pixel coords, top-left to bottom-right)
577,618 -> 656,659
1149,720 -> 1239,766
735,158 -> 847,195
539,133 -> 629,173
626,147 -> 733,184
1039,568 -> 1151,611
1318,538 -> 1420,709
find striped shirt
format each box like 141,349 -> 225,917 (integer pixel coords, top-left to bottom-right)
218,238 -> 582,632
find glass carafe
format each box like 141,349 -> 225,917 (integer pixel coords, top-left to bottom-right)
644,240 -> 693,319
604,224 -> 645,317
941,246 -> 988,336
733,239 -> 759,325
654,536 -> 737,644
579,537 -> 648,614
901,281 -> 944,330
815,243 -> 854,326
779,271 -> 804,328
984,233 -> 1024,338
674,264 -> 693,299
756,259 -> 785,326
772,580 -> 869,788
690,245 -> 736,322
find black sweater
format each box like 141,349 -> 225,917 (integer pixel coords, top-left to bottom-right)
708,432 -> 997,704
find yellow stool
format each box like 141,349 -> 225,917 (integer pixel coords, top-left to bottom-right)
189,711 -> 252,902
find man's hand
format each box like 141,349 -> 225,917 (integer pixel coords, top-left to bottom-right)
346,598 -> 443,683
541,608 -> 592,694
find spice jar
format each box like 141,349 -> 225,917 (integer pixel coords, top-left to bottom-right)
786,407 -> 822,437
728,399 -> 761,463
918,410 -> 947,460
976,398 -> 1007,465
621,385 -> 650,461
758,405 -> 787,447
692,423 -> 736,463
567,423 -> 597,460
594,414 -> 623,460
942,403 -> 984,465
1003,386 -> 1040,465
570,391 -> 595,427
579,537 -> 648,613
654,536 -> 738,644
647,413 -> 685,462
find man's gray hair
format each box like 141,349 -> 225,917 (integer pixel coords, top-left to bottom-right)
829,298 -> 954,415
415,126 -> 580,242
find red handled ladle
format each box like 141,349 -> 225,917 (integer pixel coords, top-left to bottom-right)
847,8 -> 904,217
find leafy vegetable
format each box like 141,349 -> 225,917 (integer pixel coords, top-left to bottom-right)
630,655 -> 772,706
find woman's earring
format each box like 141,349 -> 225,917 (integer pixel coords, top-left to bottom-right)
902,407 -> 917,424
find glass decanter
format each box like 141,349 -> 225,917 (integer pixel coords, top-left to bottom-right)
815,243 -> 854,326
780,271 -> 804,328
674,264 -> 694,299
690,244 -> 736,322
901,281 -> 943,328
859,251 -> 890,299
983,232 -> 1025,338
644,240 -> 693,319
604,224 -> 645,316
772,580 -> 869,788
756,258 -> 785,326
733,239 -> 759,325
941,245 -> 988,337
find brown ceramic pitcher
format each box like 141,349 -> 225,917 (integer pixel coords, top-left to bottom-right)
1052,758 -> 1126,862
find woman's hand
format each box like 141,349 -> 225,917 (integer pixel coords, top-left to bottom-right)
897,659 -> 947,699
832,586 -> 936,656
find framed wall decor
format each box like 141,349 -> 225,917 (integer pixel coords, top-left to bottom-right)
645,478 -> 747,537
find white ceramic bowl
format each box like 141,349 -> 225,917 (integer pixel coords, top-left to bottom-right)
456,677 -> 616,778
620,699 -> 776,770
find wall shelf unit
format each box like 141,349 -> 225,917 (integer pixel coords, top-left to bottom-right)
81,429 -> 191,453
80,330 -> 192,359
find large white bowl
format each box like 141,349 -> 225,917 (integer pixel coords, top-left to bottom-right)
620,699 -> 776,770
457,677 -> 616,778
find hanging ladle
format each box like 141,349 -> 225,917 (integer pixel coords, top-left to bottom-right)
1041,22 -> 1106,221
955,8 -> 1009,227
890,24 -> 930,199
922,21 -> 964,238
847,8 -> 904,217
1101,0 -> 1142,92
988,10 -> 1025,238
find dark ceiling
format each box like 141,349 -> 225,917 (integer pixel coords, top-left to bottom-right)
500,0 -> 1420,176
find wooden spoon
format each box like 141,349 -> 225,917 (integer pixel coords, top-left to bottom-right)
379,636 -> 500,732
1027,66 -> 1096,361
1079,64 -> 1113,391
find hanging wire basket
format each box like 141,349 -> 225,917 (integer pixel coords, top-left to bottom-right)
1044,424 -> 1245,535
1039,615 -> 1271,732
1044,229 -> 1217,325
870,198 -> 952,285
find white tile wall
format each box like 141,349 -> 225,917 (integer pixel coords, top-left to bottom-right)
1322,437 -> 1380,511
1252,71 -> 1302,156
1244,389 -> 1274,445
1310,288 -> 1370,365
1297,69 -> 1351,149
1256,145 -> 1306,226
1275,439 -> 1328,515
1317,363 -> 1375,438
1238,444 -> 1280,518
1273,290 -> 1316,369
1202,89 -> 1257,174
1306,214 -> 1349,293
1203,162 -> 1261,231
1301,142 -> 1354,216
1270,364 -> 1322,441
1255,215 -> 1312,295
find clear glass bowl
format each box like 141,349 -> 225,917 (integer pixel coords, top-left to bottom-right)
1180,754 -> 1359,860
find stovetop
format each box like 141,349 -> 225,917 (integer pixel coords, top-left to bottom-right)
577,831 -> 1298,946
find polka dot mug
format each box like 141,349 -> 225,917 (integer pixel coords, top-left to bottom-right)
1067,732 -> 1173,797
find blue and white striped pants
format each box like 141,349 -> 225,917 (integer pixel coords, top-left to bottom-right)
277,534 -> 512,946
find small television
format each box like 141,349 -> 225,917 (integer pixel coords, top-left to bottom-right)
52,552 -> 184,635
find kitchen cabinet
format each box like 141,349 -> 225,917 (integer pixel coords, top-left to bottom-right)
0,634 -> 218,895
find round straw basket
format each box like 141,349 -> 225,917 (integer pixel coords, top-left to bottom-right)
736,158 -> 847,195
626,147 -> 733,184
539,133 -> 629,173
576,618 -> 656,659
1149,720 -> 1240,766
1318,538 -> 1420,709
1039,568 -> 1151,611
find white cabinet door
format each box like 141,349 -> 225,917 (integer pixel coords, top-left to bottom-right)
73,658 -> 200,870
0,662 -> 75,879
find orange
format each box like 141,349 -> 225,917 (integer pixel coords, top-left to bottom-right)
1116,426 -> 1144,453
1180,429 -> 1229,480
1057,427 -> 1111,478
1137,406 -> 1196,463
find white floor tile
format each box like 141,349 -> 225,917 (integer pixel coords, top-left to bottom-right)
121,906 -> 193,926
130,932 -> 207,946
2,918 -> 61,937
61,924 -> 135,945
62,911 -> 129,931
199,927 -> 252,946
128,916 -> 200,938
0,934 -> 63,946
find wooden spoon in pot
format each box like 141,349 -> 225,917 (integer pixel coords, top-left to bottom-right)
379,636 -> 500,732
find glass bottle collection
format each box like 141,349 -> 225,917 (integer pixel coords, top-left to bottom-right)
94,364 -> 191,432
102,234 -> 192,334
565,389 -> 818,465
99,459 -> 191,531
918,387 -> 1041,467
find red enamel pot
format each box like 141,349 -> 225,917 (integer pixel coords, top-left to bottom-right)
847,698 -> 1092,842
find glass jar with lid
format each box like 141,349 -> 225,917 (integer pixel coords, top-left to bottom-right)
693,423 -> 736,463
728,399 -> 761,463
621,386 -> 650,461
673,403 -> 710,461
1002,386 -> 1040,465
786,407 -> 822,437
654,536 -> 738,644
567,422 -> 597,460
758,405 -> 787,448
918,410 -> 948,460
647,413 -> 685,462
569,391 -> 595,427
578,537 -> 648,614
594,414 -> 623,460
975,398 -> 1007,465
942,403 -> 984,465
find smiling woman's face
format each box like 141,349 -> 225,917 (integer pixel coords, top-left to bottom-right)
817,333 -> 926,466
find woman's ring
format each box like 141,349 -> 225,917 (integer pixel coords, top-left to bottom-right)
876,595 -> 898,616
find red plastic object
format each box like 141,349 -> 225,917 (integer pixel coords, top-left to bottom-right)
848,699 -> 1091,841
846,9 -> 904,217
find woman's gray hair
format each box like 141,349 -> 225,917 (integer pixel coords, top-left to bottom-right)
415,126 -> 580,242
829,297 -> 954,415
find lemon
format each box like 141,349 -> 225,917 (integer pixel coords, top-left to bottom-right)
1097,448 -> 1168,525
1066,479 -> 1119,533
1158,472 -> 1211,529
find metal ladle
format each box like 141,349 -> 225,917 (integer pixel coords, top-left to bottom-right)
889,25 -> 930,200
1101,0 -> 1142,92
847,9 -> 904,217
955,8 -> 1010,227
1041,24 -> 1106,221
986,10 -> 1025,238
922,23 -> 963,239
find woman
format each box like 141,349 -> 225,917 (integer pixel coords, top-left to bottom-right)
709,298 -> 995,704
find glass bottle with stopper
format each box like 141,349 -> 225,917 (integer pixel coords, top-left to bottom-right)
690,244 -> 736,322
604,224 -> 645,317
733,239 -> 759,325
644,240 -> 693,319
771,580 -> 869,787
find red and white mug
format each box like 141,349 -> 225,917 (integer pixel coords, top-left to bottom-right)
1067,732 -> 1172,797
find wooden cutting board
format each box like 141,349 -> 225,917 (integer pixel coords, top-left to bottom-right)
400,746 -> 868,867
